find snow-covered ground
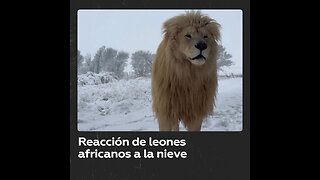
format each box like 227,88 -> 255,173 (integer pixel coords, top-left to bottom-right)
77,74 -> 242,131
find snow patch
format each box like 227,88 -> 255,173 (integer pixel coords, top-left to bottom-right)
78,71 -> 118,86
77,73 -> 242,131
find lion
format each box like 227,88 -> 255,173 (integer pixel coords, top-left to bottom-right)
151,11 -> 221,131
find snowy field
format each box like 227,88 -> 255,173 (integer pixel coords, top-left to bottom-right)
77,73 -> 242,131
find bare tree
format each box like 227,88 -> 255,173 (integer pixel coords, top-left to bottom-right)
92,46 -> 106,73
131,50 -> 155,76
113,51 -> 129,78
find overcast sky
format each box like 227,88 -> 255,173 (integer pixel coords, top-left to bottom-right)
77,9 -> 242,74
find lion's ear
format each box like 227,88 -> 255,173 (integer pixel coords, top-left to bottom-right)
162,17 -> 181,39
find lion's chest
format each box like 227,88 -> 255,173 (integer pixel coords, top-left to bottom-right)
166,79 -> 210,114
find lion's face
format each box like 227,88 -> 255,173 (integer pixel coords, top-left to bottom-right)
163,11 -> 220,66
178,26 -> 212,66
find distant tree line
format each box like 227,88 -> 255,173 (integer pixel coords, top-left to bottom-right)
78,46 -> 130,78
77,45 -> 233,78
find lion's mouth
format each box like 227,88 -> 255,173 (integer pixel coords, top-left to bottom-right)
191,54 -> 206,60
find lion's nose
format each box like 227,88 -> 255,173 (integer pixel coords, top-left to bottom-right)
195,41 -> 207,51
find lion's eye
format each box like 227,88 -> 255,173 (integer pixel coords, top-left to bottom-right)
185,34 -> 192,39
203,35 -> 208,39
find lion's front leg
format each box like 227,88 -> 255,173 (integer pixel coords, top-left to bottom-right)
158,117 -> 179,131
171,120 -> 179,131
184,119 -> 203,131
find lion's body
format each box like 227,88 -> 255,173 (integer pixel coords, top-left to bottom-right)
151,11 -> 220,131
